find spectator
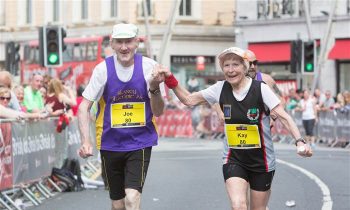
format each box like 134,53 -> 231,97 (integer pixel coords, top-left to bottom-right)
286,88 -> 301,111
0,87 -> 44,120
40,86 -> 47,102
320,90 -> 335,111
333,92 -> 345,109
12,85 -> 27,112
23,74 -> 45,113
296,90 -> 317,147
0,87 -> 12,108
195,104 -> 212,138
43,74 -> 52,89
71,85 -> 85,116
187,76 -> 199,93
314,88 -> 326,109
339,91 -> 350,113
46,78 -> 77,117
0,71 -> 21,111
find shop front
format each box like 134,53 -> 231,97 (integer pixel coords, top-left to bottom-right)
329,39 -> 350,92
170,55 -> 217,90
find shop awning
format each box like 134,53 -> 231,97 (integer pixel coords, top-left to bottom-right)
248,42 -> 290,63
328,39 -> 350,60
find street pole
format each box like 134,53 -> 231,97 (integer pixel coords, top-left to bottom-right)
157,0 -> 181,64
296,33 -> 302,90
142,0 -> 153,59
303,0 -> 313,40
311,0 -> 338,94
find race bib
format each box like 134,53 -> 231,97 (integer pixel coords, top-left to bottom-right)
225,124 -> 261,149
110,102 -> 146,128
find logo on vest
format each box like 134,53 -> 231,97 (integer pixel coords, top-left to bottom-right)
247,108 -> 259,122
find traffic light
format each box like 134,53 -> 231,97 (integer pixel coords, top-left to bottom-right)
303,41 -> 315,73
4,41 -> 20,75
61,27 -> 67,52
290,40 -> 302,73
5,42 -> 14,72
39,26 -> 63,67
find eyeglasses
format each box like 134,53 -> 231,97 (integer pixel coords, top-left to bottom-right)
249,60 -> 258,66
0,96 -> 11,101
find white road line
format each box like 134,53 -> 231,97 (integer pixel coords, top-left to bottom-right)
277,159 -> 333,210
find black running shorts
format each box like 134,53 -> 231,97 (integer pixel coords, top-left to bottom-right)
100,147 -> 152,200
223,163 -> 275,191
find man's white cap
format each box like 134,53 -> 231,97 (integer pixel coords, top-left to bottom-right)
217,47 -> 249,69
111,23 -> 138,39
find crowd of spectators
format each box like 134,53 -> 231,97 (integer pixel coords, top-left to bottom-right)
285,87 -> 350,113
0,70 -> 85,122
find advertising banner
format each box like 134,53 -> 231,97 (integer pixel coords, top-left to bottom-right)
0,123 -> 13,190
12,120 -> 56,185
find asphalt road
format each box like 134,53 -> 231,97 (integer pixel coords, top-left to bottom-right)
26,137 -> 350,210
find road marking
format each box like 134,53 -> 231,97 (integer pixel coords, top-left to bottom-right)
277,159 -> 333,210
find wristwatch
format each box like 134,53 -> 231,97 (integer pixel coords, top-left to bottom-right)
149,88 -> 161,95
295,138 -> 306,146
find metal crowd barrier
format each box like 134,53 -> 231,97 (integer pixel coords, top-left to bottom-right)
156,107 -> 350,148
271,110 -> 350,148
0,117 -> 100,210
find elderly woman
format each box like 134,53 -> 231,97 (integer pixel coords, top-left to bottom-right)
0,87 -> 11,108
0,87 -> 44,120
156,47 -> 312,210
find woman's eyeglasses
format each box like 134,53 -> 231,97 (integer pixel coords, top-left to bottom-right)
249,60 -> 258,66
0,96 -> 11,101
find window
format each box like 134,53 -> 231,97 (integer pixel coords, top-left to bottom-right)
26,0 -> 32,24
23,45 -> 39,64
257,0 -> 268,19
281,0 -> 295,15
179,0 -> 191,16
111,0 -> 118,17
82,0 -> 88,19
53,0 -> 60,22
0,0 -> 4,26
144,0 -> 152,16
138,0 -> 152,17
63,42 -> 98,62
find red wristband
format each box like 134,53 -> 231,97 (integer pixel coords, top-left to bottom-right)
165,74 -> 178,89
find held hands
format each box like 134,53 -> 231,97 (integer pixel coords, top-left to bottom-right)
78,141 -> 93,159
150,64 -> 167,89
296,142 -> 313,157
151,64 -> 179,89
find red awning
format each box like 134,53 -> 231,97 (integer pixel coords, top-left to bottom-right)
248,42 -> 290,63
328,39 -> 350,60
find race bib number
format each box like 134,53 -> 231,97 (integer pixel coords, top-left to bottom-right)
225,124 -> 261,149
111,102 -> 146,128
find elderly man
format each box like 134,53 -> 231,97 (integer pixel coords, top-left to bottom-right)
78,23 -> 165,210
23,73 -> 45,113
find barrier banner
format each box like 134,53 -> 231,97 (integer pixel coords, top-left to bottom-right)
317,111 -> 336,141
0,123 -> 13,190
291,111 -> 305,136
155,109 -> 192,137
336,111 -> 350,142
12,121 -> 56,185
66,119 -> 82,160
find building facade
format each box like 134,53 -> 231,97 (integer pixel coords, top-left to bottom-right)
0,0 -> 236,88
235,0 -> 350,94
